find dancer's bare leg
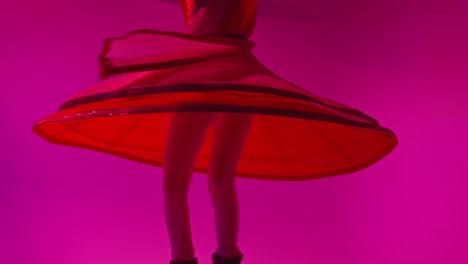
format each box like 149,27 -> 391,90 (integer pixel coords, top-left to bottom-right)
208,112 -> 254,258
163,112 -> 214,262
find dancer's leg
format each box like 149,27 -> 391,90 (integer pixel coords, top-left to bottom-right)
163,112 -> 214,262
208,112 -> 254,258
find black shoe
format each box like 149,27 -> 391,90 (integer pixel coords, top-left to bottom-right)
212,252 -> 243,264
169,257 -> 198,264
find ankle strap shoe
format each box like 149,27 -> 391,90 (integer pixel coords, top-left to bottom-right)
212,252 -> 243,264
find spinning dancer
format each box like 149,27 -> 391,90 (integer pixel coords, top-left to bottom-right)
32,0 -> 399,263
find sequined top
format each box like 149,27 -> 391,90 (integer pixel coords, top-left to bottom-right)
180,0 -> 258,40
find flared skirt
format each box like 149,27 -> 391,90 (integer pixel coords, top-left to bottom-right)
32,29 -> 398,181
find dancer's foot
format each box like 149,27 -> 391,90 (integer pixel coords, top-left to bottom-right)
212,252 -> 243,264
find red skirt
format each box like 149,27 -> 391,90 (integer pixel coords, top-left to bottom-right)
32,29 -> 398,181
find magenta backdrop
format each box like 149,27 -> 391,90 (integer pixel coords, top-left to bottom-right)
2,0 -> 467,263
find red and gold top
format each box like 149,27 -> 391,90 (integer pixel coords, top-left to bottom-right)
180,0 -> 258,40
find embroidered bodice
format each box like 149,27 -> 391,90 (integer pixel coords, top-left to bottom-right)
180,0 -> 258,40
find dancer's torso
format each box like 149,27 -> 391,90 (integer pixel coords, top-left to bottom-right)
180,0 -> 258,40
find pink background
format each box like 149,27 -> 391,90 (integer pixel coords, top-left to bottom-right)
2,0 -> 467,263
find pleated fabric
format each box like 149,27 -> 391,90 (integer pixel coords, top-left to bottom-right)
32,29 -> 398,181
